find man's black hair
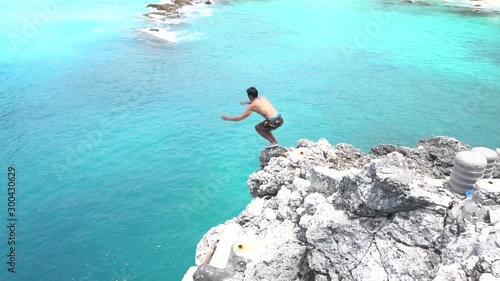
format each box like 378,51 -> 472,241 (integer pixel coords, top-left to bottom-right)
247,87 -> 258,98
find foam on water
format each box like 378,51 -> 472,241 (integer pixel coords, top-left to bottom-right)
181,3 -> 214,18
140,27 -> 182,42
141,0 -> 215,43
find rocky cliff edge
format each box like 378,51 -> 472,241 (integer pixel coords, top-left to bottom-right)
183,136 -> 500,281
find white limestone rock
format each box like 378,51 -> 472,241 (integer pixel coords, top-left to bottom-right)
182,266 -> 198,281
494,148 -> 500,179
432,263 -> 467,281
480,273 -> 500,281
248,157 -> 295,197
184,137 -> 500,281
195,224 -> 224,265
351,245 -> 388,281
306,166 -> 347,196
209,223 -> 242,269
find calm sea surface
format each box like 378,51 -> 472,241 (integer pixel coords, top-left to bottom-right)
0,0 -> 499,280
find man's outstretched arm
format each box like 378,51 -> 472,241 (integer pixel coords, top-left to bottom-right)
222,106 -> 253,121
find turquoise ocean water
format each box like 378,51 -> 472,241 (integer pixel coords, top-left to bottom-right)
1,0 -> 499,280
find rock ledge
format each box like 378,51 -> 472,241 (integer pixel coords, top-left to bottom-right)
183,136 -> 500,281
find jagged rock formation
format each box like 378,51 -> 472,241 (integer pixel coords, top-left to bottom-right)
495,149 -> 500,179
395,0 -> 500,16
183,136 -> 500,281
144,0 -> 210,19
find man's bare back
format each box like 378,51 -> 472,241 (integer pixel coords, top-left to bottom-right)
249,97 -> 278,119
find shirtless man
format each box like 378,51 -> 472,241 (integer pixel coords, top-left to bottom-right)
222,87 -> 284,148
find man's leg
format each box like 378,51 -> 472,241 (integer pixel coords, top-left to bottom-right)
255,123 -> 275,143
265,117 -> 282,144
267,130 -> 277,144
269,117 -> 283,144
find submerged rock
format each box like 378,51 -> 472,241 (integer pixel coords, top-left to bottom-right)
144,0 -> 203,19
183,136 -> 500,280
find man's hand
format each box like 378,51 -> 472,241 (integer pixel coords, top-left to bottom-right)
222,106 -> 252,122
